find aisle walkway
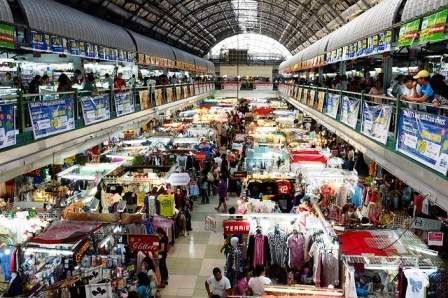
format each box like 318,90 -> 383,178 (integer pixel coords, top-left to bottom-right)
159,196 -> 237,298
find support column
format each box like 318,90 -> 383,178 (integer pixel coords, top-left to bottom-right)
339,61 -> 347,75
382,55 -> 393,90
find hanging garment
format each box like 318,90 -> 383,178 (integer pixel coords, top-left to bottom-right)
247,234 -> 271,269
267,228 -> 288,267
403,270 -> 429,298
287,233 -> 305,271
321,251 -> 339,287
344,268 -> 357,298
224,246 -> 245,286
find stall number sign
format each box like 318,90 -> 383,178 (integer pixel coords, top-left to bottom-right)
75,241 -> 90,264
128,235 -> 160,252
428,232 -> 444,246
223,221 -> 251,235
204,216 -> 216,233
411,217 -> 442,231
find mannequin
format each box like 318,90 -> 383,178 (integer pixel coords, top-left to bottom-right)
224,237 -> 244,286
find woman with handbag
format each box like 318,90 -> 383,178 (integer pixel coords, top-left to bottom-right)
214,176 -> 228,212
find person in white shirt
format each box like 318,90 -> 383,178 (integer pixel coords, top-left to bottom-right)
247,264 -> 272,297
104,73 -> 114,90
214,155 -> 222,168
205,267 -> 231,298
392,75 -> 405,97
401,75 -> 422,110
128,74 -> 136,86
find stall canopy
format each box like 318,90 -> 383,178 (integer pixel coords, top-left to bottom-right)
316,32 -> 334,56
0,0 -> 13,24
127,30 -> 175,61
252,107 -> 274,115
170,46 -> 195,65
28,220 -> 104,245
193,56 -> 208,71
206,60 -> 215,73
18,0 -> 136,51
401,0 -> 448,23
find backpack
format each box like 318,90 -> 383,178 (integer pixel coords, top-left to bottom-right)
207,171 -> 215,182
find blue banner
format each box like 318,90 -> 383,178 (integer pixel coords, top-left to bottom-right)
85,43 -> 96,58
341,96 -> 360,129
378,31 -> 392,53
50,36 -> 66,53
325,93 -> 339,119
361,102 -> 393,144
98,46 -> 106,60
127,51 -> 134,62
69,40 -> 81,56
366,35 -> 378,56
348,43 -> 355,59
79,41 -> 86,57
114,92 -> 135,116
118,50 -> 125,62
109,48 -> 117,61
80,94 -> 110,125
396,109 -> 448,175
30,31 -> 49,51
0,104 -> 16,149
28,99 -> 75,140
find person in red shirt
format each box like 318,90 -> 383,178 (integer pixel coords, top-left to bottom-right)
113,73 -> 126,93
412,192 -> 424,216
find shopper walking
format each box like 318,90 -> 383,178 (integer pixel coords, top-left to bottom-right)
247,264 -> 272,297
156,227 -> 169,287
199,170 -> 210,204
205,267 -> 231,298
214,176 -> 228,212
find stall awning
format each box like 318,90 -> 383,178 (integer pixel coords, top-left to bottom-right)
290,154 -> 327,163
0,0 -> 13,24
206,60 -> 215,72
18,0 -> 135,51
171,47 -> 195,65
194,56 -> 208,69
402,0 -> 448,22
252,107 -> 274,115
28,220 -> 104,245
317,33 -> 334,56
127,30 -> 175,60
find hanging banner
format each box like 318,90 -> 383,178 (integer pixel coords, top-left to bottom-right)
127,51 -> 134,62
84,266 -> 103,284
85,43 -> 96,58
168,173 -> 190,185
325,93 -> 339,119
151,216 -> 173,229
398,19 -> 421,47
183,86 -> 188,98
79,41 -> 86,57
204,216 -> 217,233
128,234 -> 160,252
308,90 -> 315,108
223,221 -> 251,235
166,88 -> 173,103
342,46 -> 349,61
361,103 -> 393,144
155,89 -> 163,106
419,9 -> 448,45
50,36 -> 66,53
348,43 -> 355,59
176,86 -> 182,100
378,31 -> 392,53
194,85 -> 200,95
189,85 -> 194,96
115,92 -> 134,116
366,35 -> 378,56
0,23 -> 15,49
139,90 -> 150,110
28,98 -> 75,139
316,91 -> 325,113
356,39 -> 366,57
118,50 -> 125,62
109,48 -> 117,61
341,96 -> 360,129
30,31 -> 49,51
98,46 -> 106,60
0,104 -> 16,149
69,40 -> 81,56
80,94 -> 110,126
396,109 -> 448,175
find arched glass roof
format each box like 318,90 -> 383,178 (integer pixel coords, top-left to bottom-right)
207,33 -> 292,61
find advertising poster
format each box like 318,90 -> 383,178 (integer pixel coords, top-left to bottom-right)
50,36 -> 67,53
397,19 -> 421,47
194,85 -> 200,95
0,23 -> 15,49
316,91 -> 325,113
361,102 -> 393,144
357,39 -> 366,57
366,35 -> 378,55
183,86 -> 189,98
79,41 -> 86,57
336,48 -> 342,62
308,90 -> 315,108
341,96 -> 360,129
204,216 -> 217,233
396,109 -> 448,175
301,88 -> 308,105
139,90 -> 150,110
348,43 -> 355,58
419,9 -> 448,45
69,40 -> 80,56
378,31 -> 392,52
189,85 -> 194,96
325,93 -> 339,118
80,94 -> 110,126
98,46 -> 106,60
85,43 -> 96,58
155,89 -> 163,106
176,86 -> 182,100
109,49 -> 118,61
342,46 -> 349,61
0,104 -> 16,149
166,88 -> 173,103
118,50 -> 125,62
30,31 -> 49,51
28,98 -> 75,139
115,92 -> 134,116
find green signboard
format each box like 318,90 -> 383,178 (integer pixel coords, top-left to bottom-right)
419,9 -> 448,44
0,23 -> 15,49
397,19 -> 421,47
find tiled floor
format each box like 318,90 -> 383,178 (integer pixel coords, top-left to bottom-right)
158,195 -> 236,298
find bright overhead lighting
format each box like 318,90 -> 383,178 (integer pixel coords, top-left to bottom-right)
409,246 -> 439,256
23,247 -> 73,255
364,265 -> 398,270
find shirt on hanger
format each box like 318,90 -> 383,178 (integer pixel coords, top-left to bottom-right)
157,195 -> 175,217
403,270 -> 429,298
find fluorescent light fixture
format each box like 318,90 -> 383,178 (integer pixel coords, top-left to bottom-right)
364,265 -> 398,270
0,58 -> 15,62
409,246 -> 439,256
90,198 -> 100,211
99,236 -> 111,248
23,247 -> 73,255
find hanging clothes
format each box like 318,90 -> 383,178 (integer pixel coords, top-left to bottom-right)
286,233 -> 305,271
267,227 -> 288,267
321,250 -> 339,287
224,245 -> 244,286
247,233 -> 271,269
403,270 -> 429,298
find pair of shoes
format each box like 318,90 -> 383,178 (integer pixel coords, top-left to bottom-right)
214,207 -> 219,210
187,228 -> 193,231
222,210 -> 227,213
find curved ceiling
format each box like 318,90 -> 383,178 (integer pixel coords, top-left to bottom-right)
54,0 -> 381,58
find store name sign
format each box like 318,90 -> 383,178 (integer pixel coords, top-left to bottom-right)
428,232 -> 444,246
75,241 -> 90,264
128,235 -> 160,252
411,217 -> 441,231
223,221 -> 251,234
233,171 -> 248,178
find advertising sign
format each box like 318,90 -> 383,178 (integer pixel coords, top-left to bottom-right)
366,35 -> 378,55
118,50 -> 125,62
115,92 -> 134,116
168,173 -> 190,186
361,103 -> 393,144
30,31 -> 49,51
80,94 -> 110,125
128,234 -> 160,252
139,90 -> 150,110
316,91 -> 325,113
50,36 -> 66,53
189,85 -> 194,96
155,89 -> 163,106
0,23 -> 14,49
397,19 -> 421,47
308,90 -> 315,108
204,216 -> 217,233
176,86 -> 182,100
419,9 -> 448,45
357,39 -> 367,57
428,232 -> 444,246
378,31 -> 392,52
396,109 -> 448,175
28,99 -> 75,139
183,86 -> 189,98
98,46 -> 106,60
411,217 -> 442,231
325,93 -> 340,119
85,43 -> 96,58
151,216 -> 173,229
0,104 -> 16,149
69,40 -> 80,56
348,43 -> 355,58
223,221 -> 251,235
79,41 -> 86,57
341,96 -> 360,129
166,88 -> 173,103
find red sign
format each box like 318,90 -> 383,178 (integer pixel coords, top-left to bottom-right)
195,152 -> 206,161
128,234 -> 160,252
223,221 -> 251,235
428,232 -> 444,246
